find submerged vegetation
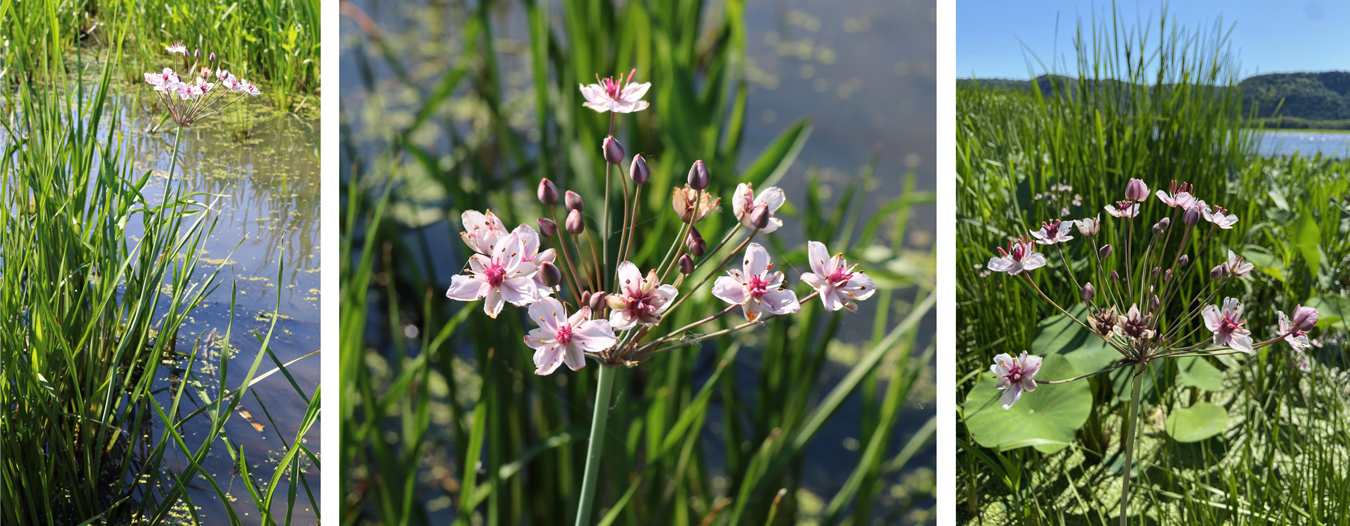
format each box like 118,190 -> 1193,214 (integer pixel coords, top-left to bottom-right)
1,5 -> 320,525
956,6 -> 1350,524
339,0 -> 935,524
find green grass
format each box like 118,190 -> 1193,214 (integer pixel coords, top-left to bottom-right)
338,0 -> 937,524
0,7 -> 321,525
956,4 -> 1350,524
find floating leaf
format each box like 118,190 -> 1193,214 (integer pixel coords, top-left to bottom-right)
1031,304 -> 1119,374
1165,402 -> 1229,442
1177,357 -> 1224,392
964,354 -> 1091,454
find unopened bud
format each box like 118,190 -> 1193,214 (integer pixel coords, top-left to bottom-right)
580,291 -> 591,306
629,154 -> 650,184
686,227 -> 707,257
749,206 -> 770,230
1158,217 -> 1170,230
1164,269 -> 1173,281
209,52 -> 217,62
1152,223 -> 1164,236
538,178 -> 559,205
1081,282 -> 1095,302
1151,266 -> 1161,278
688,160 -> 710,190
1183,206 -> 1202,226
1150,295 -> 1160,310
537,218 -> 557,238
603,136 -> 625,165
194,49 -> 201,59
1179,254 -> 1190,267
589,291 -> 608,312
1110,270 -> 1120,282
1210,263 -> 1228,280
1099,244 -> 1113,259
565,190 -> 584,212
678,254 -> 695,275
566,209 -> 585,234
1292,305 -> 1319,330
539,262 -> 563,288
1125,178 -> 1148,202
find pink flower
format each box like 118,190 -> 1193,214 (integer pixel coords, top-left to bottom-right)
986,237 -> 1045,275
1104,201 -> 1140,218
524,298 -> 616,375
731,183 -> 785,233
1076,215 -> 1101,236
514,224 -> 558,296
1277,311 -> 1312,352
1031,219 -> 1075,245
1155,181 -> 1196,208
801,241 -> 876,312
1125,178 -> 1149,202
712,243 -> 801,321
459,210 -> 508,254
242,82 -> 261,96
165,41 -> 187,55
991,351 -> 1041,409
1291,304 -> 1319,330
446,232 -> 539,318
579,70 -> 651,113
1202,203 -> 1238,229
606,262 -> 678,330
1202,297 -> 1252,353
1224,250 -> 1253,277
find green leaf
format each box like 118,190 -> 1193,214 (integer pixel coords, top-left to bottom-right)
1241,246 -> 1285,282
963,354 -> 1092,454
1177,357 -> 1224,392
1030,304 -> 1119,375
1165,402 -> 1229,442
1291,212 -> 1321,277
1307,294 -> 1350,330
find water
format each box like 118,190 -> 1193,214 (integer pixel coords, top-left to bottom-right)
99,73 -> 322,523
1258,130 -> 1350,157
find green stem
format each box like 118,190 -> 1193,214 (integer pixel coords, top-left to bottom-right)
1120,365 -> 1144,526
575,364 -> 617,526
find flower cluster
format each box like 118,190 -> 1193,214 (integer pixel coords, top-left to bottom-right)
445,70 -> 877,375
144,41 -> 261,127
984,178 -> 1320,408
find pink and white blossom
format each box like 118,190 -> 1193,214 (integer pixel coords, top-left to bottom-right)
987,237 -> 1045,276
1156,181 -> 1196,208
1105,200 -> 1140,218
165,41 -> 187,55
1277,311 -> 1313,352
446,232 -> 539,318
579,70 -> 651,113
1076,215 -> 1101,236
514,224 -> 558,296
606,262 -> 678,329
1031,219 -> 1075,245
1202,203 -> 1238,229
712,243 -> 800,321
991,351 -> 1041,409
460,210 -> 508,254
1224,250 -> 1253,277
731,183 -> 785,233
524,298 -> 617,375
800,241 -> 876,312
1202,297 -> 1252,353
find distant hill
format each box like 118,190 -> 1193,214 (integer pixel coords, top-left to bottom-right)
957,72 -> 1350,130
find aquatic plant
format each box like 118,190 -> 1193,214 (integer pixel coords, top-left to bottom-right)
145,44 -> 262,128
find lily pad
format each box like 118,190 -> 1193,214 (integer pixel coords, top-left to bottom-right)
964,354 -> 1092,454
1165,402 -> 1229,442
1177,356 -> 1224,391
1031,304 -> 1120,374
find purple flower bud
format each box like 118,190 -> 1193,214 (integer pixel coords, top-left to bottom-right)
1210,263 -> 1228,280
629,153 -> 650,184
1179,254 -> 1190,267
1183,206 -> 1202,226
566,209 -> 585,234
1110,270 -> 1120,282
688,160 -> 710,190
537,218 -> 557,238
603,136 -> 625,165
539,262 -> 563,288
686,227 -> 707,257
1150,294 -> 1160,310
538,178 -> 559,205
1081,282 -> 1095,302
1151,266 -> 1161,277
1158,217 -> 1170,230
1292,305 -> 1319,331
565,190 -> 584,212
1099,244 -> 1113,260
749,205 -> 770,229
678,254 -> 695,275
589,291 -> 608,312
209,52 -> 217,62
193,49 -> 200,59
1125,178 -> 1148,202
1164,269 -> 1172,281
1152,224 -> 1163,236
580,291 -> 591,306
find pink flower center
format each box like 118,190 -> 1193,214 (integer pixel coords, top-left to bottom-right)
1010,243 -> 1025,261
555,324 -> 573,345
827,266 -> 854,287
1042,220 -> 1062,238
746,274 -> 771,298
1000,362 -> 1025,382
602,77 -> 623,100
1219,315 -> 1242,334
484,263 -> 507,287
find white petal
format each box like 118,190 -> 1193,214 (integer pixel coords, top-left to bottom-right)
616,261 -> 643,295
756,187 -> 786,212
807,241 -> 830,276
484,287 -> 505,318
528,297 -> 566,331
743,243 -> 770,276
573,320 -> 618,352
562,345 -> 587,371
801,272 -> 827,292
579,84 -> 607,104
712,276 -> 749,305
621,82 -> 650,102
843,272 -> 876,302
447,275 -> 488,301
760,289 -> 800,316
500,278 -> 538,306
533,343 -> 566,375
651,285 -> 679,314
568,306 -> 592,328
732,184 -> 752,218
999,385 -> 1023,409
1020,253 -> 1046,271
525,327 -> 554,349
819,287 -> 845,311
1201,305 -> 1222,331
986,256 -> 1015,273
609,310 -> 637,331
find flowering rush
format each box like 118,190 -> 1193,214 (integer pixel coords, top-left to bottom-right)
144,41 -> 261,127
440,68 -> 881,377
980,177 -> 1319,409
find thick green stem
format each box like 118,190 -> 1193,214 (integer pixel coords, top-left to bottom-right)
1120,365 -> 1144,526
575,364 -> 617,526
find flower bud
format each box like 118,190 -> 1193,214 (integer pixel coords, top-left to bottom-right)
688,160 -> 710,190
566,209 -> 585,234
194,49 -> 201,59
537,218 -> 557,238
603,136 -> 625,165
580,291 -> 591,306
209,52 -> 217,62
1150,294 -> 1160,310
1210,263 -> 1228,280
1183,206 -> 1202,226
629,154 -> 650,184
538,178 -> 559,205
589,291 -> 608,312
1179,254 -> 1190,267
1292,305 -> 1319,331
1164,269 -> 1173,281
1151,266 -> 1161,278
539,262 -> 563,288
565,190 -> 584,212
1152,224 -> 1163,236
686,227 -> 707,258
1081,282 -> 1095,302
1110,270 -> 1120,282
678,254 -> 695,275
1125,178 -> 1148,202
1098,244 -> 1113,260
749,206 -> 770,230
1158,217 -> 1170,230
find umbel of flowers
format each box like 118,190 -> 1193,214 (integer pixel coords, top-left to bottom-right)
981,177 -> 1321,525
144,41 -> 261,128
444,69 -> 877,526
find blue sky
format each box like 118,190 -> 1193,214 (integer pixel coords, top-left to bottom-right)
957,0 -> 1350,79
